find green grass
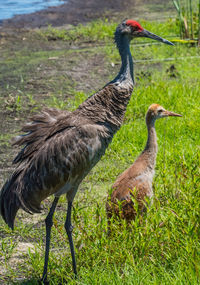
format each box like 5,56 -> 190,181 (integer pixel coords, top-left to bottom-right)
0,19 -> 200,284
39,18 -> 179,43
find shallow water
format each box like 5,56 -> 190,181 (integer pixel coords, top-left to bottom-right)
0,0 -> 65,20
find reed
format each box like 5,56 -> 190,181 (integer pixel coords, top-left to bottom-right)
172,0 -> 200,44
198,0 -> 200,45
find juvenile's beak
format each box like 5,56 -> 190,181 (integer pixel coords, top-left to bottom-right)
141,29 -> 174,46
163,110 -> 182,117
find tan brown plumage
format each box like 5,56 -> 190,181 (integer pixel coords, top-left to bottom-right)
106,104 -> 182,222
0,19 -> 174,281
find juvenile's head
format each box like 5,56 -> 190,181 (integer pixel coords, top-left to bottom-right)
115,19 -> 173,45
146,104 -> 182,124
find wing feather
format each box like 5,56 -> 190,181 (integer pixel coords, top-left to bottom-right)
12,108 -> 72,164
10,120 -> 103,213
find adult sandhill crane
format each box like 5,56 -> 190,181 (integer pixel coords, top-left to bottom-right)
0,20 -> 173,282
106,104 -> 182,223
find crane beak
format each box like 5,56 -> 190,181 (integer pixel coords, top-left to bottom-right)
140,29 -> 174,46
163,110 -> 182,117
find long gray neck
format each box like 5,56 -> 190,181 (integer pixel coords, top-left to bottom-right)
144,120 -> 158,169
111,31 -> 134,85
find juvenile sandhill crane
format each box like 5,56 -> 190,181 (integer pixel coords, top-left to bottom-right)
106,104 -> 182,223
0,20 -> 173,282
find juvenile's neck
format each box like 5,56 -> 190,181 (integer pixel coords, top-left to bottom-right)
143,120 -> 158,169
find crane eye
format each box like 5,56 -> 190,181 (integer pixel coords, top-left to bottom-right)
158,109 -> 163,113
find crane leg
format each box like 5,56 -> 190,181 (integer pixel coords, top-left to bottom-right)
41,196 -> 59,283
64,201 -> 77,276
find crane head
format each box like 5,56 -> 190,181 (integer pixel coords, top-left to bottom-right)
121,19 -> 174,46
147,104 -> 182,122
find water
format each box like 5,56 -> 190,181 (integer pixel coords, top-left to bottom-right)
0,0 -> 65,21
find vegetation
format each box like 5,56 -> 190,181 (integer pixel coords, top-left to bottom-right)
0,18 -> 200,284
172,0 -> 200,44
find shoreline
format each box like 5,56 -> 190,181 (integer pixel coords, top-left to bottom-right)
0,0 -> 130,29
0,0 -> 175,30
0,0 -> 68,23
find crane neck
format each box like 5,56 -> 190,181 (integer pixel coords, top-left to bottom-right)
112,32 -> 134,85
143,119 -> 158,169
75,29 -> 134,135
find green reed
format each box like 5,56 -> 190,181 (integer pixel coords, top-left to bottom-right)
172,0 -> 200,44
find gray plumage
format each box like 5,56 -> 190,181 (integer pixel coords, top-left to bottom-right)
0,19 -> 173,281
0,84 -> 132,228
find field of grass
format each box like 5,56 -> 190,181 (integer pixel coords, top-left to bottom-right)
0,19 -> 200,284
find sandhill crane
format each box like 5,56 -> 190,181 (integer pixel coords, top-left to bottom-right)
0,20 -> 173,282
106,104 -> 182,223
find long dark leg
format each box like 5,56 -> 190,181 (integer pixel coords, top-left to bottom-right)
64,201 -> 77,275
41,197 -> 59,283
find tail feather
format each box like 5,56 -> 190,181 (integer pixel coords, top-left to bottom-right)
12,108 -> 72,164
0,171 -> 43,229
21,194 -> 42,214
0,107 -> 70,228
1,182 -> 20,229
0,171 -> 23,229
